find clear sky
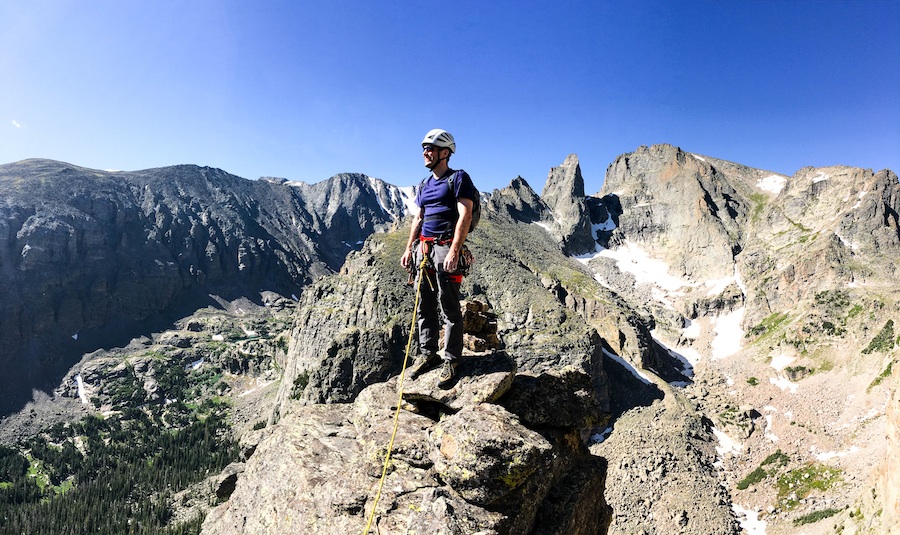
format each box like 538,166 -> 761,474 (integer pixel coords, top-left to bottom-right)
2,0 -> 898,194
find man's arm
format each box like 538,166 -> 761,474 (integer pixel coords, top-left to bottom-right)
400,207 -> 424,269
443,198 -> 473,272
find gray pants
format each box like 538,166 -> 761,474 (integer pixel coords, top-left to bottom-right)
415,242 -> 463,361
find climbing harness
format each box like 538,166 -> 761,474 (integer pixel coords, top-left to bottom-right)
362,250 -> 429,535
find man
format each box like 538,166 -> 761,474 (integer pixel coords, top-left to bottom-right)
400,129 -> 476,387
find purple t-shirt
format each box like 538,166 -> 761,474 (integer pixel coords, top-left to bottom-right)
416,169 -> 476,238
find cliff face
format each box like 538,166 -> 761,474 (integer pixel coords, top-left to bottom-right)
0,160 -> 405,415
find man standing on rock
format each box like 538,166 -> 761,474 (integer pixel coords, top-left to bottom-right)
400,129 -> 476,387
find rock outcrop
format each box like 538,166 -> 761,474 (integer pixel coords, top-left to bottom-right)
203,361 -> 611,535
540,154 -> 598,255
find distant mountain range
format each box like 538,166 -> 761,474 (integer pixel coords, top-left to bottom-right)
0,159 -> 408,415
0,147 -> 897,534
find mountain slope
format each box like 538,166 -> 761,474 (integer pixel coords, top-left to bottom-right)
0,159 -> 407,415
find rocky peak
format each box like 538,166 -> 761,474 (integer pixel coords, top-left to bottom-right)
600,144 -> 747,282
485,175 -> 550,223
541,154 -> 597,254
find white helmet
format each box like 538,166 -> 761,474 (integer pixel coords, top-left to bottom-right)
422,129 -> 456,153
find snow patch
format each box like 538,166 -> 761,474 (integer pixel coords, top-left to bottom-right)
602,348 -> 652,385
733,503 -> 767,535
238,377 -> 277,398
712,427 -> 742,457
682,319 -> 702,340
764,414 -> 779,442
705,275 -> 736,296
812,446 -> 859,461
74,374 -> 90,405
850,190 -> 868,210
398,185 -> 419,216
186,358 -> 204,371
212,334 -> 225,342
677,347 -> 703,368
711,308 -> 745,359
757,174 -> 787,194
769,354 -> 795,371
770,375 -> 799,394
588,426 -> 613,445
653,334 -> 696,379
584,240 -> 691,293
835,231 -> 860,251
593,215 -> 616,233
763,406 -> 780,442
812,171 -> 830,183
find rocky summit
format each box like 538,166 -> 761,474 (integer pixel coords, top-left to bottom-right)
0,146 -> 898,535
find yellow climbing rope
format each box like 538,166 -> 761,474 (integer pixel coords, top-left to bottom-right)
362,250 -> 431,534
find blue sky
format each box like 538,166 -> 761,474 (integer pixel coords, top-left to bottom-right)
2,0 -> 898,193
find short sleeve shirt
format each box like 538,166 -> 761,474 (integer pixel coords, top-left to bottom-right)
415,169 -> 476,238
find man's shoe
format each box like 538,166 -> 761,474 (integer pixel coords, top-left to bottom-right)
437,360 -> 459,387
410,352 -> 438,379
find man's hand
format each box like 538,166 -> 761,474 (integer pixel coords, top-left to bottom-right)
401,247 -> 413,270
443,248 -> 459,272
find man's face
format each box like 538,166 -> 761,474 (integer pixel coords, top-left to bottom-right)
423,144 -> 444,169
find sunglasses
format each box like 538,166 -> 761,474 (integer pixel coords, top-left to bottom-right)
422,145 -> 442,153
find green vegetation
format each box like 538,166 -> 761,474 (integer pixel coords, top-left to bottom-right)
737,467 -> 768,490
868,360 -> 895,393
862,320 -> 895,354
736,449 -> 791,491
0,400 -> 237,534
747,312 -> 791,338
763,449 -> 791,467
746,376 -> 759,386
793,507 -> 844,526
815,290 -> 850,310
785,365 -> 814,381
776,463 -> 842,509
749,193 -> 767,223
0,332 -> 259,534
291,370 -> 310,399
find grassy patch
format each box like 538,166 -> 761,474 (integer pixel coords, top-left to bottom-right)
737,467 -> 768,490
736,450 -> 791,491
867,360 -> 895,393
747,312 -> 791,338
777,463 -> 842,509
750,193 -> 767,223
747,377 -> 759,386
762,449 -> 790,467
862,320 -> 895,354
793,507 -> 844,526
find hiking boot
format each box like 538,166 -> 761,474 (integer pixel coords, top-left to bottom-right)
437,359 -> 459,388
410,352 -> 438,379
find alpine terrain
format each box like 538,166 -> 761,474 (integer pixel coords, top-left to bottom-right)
0,145 -> 897,534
